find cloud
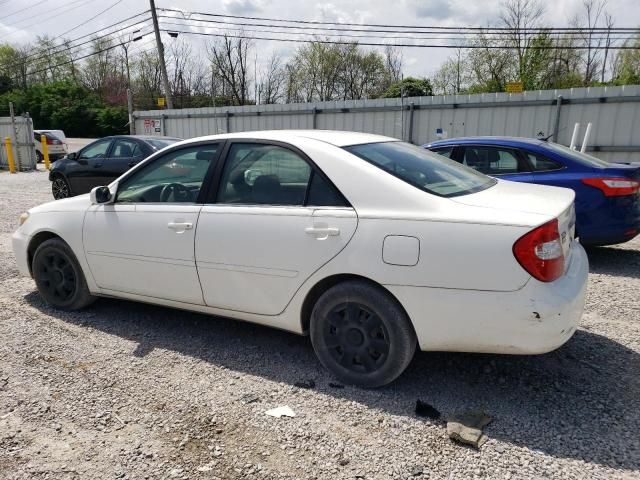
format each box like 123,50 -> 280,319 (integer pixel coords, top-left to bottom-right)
406,0 -> 454,20
222,0 -> 263,15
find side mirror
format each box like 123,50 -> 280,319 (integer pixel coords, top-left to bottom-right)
67,151 -> 77,160
90,186 -> 112,204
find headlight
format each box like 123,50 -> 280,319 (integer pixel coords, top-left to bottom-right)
19,212 -> 29,226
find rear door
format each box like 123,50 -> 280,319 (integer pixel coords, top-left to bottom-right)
195,140 -> 357,316
100,138 -> 147,183
459,145 -> 534,183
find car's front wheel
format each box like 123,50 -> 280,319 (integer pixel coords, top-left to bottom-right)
310,280 -> 417,388
51,175 -> 71,199
32,238 -> 96,310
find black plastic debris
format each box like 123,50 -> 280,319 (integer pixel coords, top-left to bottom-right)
415,400 -> 441,419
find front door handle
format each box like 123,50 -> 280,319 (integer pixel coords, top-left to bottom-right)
305,226 -> 340,237
167,222 -> 193,233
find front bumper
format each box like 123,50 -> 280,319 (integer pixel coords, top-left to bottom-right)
387,241 -> 589,354
12,228 -> 32,277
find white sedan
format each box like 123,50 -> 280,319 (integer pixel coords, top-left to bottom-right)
12,130 -> 588,387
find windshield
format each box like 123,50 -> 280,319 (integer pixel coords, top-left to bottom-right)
147,138 -> 180,150
544,142 -> 609,168
344,141 -> 496,198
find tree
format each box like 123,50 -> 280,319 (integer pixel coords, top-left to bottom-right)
258,52 -> 286,104
612,34 -> 640,85
206,35 -> 253,105
500,0 -> 546,87
382,77 -> 433,98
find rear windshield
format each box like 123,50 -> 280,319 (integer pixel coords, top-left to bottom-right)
544,142 -> 609,168
147,138 -> 180,150
344,141 -> 496,198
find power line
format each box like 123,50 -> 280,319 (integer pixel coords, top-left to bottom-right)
2,12 -> 150,70
158,7 -> 640,34
54,0 -> 126,40
157,12 -> 640,39
160,28 -> 640,50
158,17 -> 637,44
0,0 -> 48,22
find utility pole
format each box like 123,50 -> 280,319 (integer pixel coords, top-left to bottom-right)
149,0 -> 173,109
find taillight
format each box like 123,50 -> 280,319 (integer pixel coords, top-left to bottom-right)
46,138 -> 61,145
513,219 -> 564,282
582,177 -> 640,197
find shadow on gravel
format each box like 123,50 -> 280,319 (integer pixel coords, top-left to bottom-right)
587,246 -> 640,279
26,292 -> 640,472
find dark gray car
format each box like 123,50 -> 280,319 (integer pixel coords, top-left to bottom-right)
49,135 -> 182,199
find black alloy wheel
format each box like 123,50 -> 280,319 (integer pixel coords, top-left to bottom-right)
52,176 -> 70,199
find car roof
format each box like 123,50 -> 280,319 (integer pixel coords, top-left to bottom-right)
177,130 -> 398,147
425,136 -> 548,148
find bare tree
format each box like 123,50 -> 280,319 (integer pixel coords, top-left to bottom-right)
206,35 -> 253,105
574,0 -> 608,85
258,52 -> 286,104
499,0 -> 546,85
601,11 -> 614,82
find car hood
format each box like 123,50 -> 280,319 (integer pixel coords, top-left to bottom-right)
30,193 -> 91,214
450,179 -> 575,219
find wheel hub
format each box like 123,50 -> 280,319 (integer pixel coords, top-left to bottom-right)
323,302 -> 390,373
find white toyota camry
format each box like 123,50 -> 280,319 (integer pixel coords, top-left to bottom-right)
13,130 -> 588,387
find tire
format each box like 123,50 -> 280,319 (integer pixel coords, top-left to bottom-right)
36,151 -> 43,163
310,280 -> 417,388
32,238 -> 96,311
51,175 -> 71,200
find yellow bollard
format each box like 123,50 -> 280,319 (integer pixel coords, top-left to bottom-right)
5,137 -> 16,174
40,134 -> 51,170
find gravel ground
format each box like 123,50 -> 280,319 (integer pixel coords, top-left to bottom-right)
1,169 -> 639,480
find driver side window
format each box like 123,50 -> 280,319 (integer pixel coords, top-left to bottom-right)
116,144 -> 218,203
79,140 -> 111,159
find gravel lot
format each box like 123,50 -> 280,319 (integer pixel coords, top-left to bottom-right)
1,169 -> 639,480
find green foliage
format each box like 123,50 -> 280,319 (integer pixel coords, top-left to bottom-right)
0,80 -> 128,137
93,106 -> 128,136
382,77 -> 433,98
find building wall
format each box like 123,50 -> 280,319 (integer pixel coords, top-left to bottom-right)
134,85 -> 640,163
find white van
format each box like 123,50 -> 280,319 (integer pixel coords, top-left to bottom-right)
34,130 -> 68,162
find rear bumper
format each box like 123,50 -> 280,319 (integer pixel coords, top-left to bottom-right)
577,194 -> 640,246
387,241 -> 589,354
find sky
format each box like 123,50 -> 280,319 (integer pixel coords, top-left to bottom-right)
1,0 -> 639,78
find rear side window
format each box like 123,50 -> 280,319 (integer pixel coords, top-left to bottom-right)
430,146 -> 454,159
525,152 -> 563,172
345,141 -> 495,198
306,171 -> 348,207
462,146 -> 528,175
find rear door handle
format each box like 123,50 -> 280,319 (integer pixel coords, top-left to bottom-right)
305,226 -> 340,236
168,222 -> 193,233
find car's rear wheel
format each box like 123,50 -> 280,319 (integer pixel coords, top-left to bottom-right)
36,151 -> 43,163
310,280 -> 417,388
51,175 -> 71,199
32,238 -> 96,310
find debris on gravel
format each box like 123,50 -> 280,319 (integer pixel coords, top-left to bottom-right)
1,170 -> 640,479
446,409 -> 492,449
415,400 -> 441,420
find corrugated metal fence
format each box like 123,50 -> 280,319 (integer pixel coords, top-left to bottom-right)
133,85 -> 640,162
0,115 -> 37,171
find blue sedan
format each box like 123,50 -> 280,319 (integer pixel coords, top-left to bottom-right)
424,137 -> 640,246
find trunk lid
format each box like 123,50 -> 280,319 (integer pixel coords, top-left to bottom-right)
451,179 -> 576,265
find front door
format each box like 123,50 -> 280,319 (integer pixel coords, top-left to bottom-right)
68,138 -> 114,194
195,141 -> 358,316
83,143 -> 221,304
